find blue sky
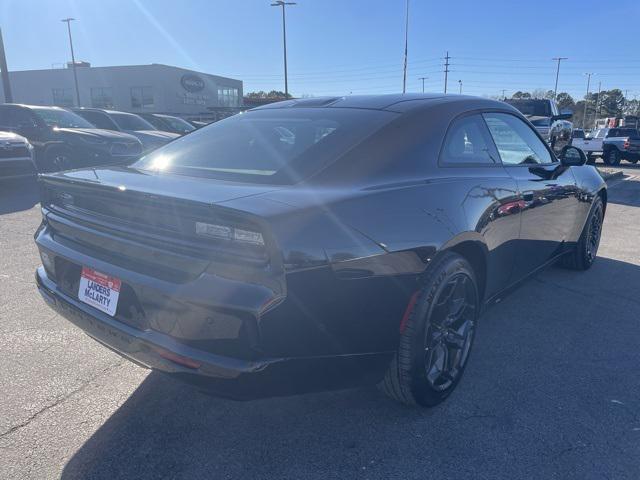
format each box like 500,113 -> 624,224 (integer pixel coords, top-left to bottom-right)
2,0 -> 640,100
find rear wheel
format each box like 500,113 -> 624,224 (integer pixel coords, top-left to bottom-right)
380,252 -> 479,407
604,149 -> 621,166
560,196 -> 604,270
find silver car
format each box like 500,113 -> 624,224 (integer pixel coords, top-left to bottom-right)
0,131 -> 36,181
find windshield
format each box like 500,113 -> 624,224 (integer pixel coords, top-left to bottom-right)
109,112 -> 156,131
32,108 -> 95,129
505,100 -> 552,117
133,108 -> 395,184
160,115 -> 195,133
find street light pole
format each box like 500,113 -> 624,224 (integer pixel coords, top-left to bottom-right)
402,0 -> 409,94
418,76 -> 428,93
552,57 -> 567,100
458,79 -> 462,94
271,1 -> 296,99
583,73 -> 594,129
0,28 -> 13,103
61,18 -> 81,107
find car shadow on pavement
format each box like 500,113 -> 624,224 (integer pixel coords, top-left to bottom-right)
0,178 -> 39,215
60,256 -> 640,480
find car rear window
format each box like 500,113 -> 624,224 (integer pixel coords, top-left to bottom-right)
608,128 -> 639,138
504,100 -> 552,117
132,108 -> 396,184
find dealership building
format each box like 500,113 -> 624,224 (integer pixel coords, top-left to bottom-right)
0,63 -> 243,121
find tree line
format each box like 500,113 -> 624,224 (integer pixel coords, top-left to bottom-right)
506,89 -> 639,129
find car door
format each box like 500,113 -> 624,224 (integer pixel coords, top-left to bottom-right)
483,112 -> 580,281
438,113 -> 521,298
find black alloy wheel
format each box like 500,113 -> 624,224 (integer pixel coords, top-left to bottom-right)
380,252 -> 479,407
423,273 -> 477,392
585,200 -> 604,264
561,196 -> 604,270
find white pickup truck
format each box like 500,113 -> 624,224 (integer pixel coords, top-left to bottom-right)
572,127 -> 640,165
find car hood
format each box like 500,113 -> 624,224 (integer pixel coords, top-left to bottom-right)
55,127 -> 140,142
0,131 -> 29,143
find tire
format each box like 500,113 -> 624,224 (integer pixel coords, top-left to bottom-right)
560,196 -> 604,270
380,252 -> 479,407
628,157 -> 639,164
37,146 -> 75,173
604,149 -> 621,166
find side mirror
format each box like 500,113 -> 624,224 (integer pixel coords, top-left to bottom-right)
559,145 -> 587,166
552,113 -> 572,121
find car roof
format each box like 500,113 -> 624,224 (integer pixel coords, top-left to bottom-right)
251,93 -> 514,114
73,107 -> 134,116
1,103 -> 64,111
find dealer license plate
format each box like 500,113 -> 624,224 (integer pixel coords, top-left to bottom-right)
78,267 -> 121,317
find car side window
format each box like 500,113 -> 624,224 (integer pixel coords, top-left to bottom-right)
440,114 -> 497,165
11,108 -> 38,128
483,113 -> 555,165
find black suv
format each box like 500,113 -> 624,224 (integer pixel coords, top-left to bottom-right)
0,104 -> 142,172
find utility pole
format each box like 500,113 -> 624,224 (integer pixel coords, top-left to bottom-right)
418,76 -> 428,93
271,1 -> 296,99
552,57 -> 568,100
583,73 -> 594,129
0,28 -> 12,103
501,89 -> 506,100
594,81 -> 602,126
402,0 -> 409,94
458,79 -> 462,94
443,51 -> 450,94
61,18 -> 81,107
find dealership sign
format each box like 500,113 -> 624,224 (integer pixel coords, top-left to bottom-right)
181,74 -> 205,93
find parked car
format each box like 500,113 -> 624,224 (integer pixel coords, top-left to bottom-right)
137,113 -> 196,135
503,98 -> 572,153
0,104 -> 143,172
572,127 -> 640,165
0,131 -> 36,181
187,119 -> 211,129
35,94 -> 605,407
72,108 -> 180,154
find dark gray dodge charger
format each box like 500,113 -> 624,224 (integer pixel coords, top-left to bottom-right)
35,94 -> 606,406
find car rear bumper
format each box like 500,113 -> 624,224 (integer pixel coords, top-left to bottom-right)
36,266 -> 391,399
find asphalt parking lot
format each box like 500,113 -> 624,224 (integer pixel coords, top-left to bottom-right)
1,166 -> 640,480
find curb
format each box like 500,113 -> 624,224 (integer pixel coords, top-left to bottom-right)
598,169 -> 624,182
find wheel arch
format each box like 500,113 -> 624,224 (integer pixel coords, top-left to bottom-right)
598,187 -> 607,215
437,234 -> 489,303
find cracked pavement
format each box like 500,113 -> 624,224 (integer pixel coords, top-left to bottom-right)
1,168 -> 640,479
